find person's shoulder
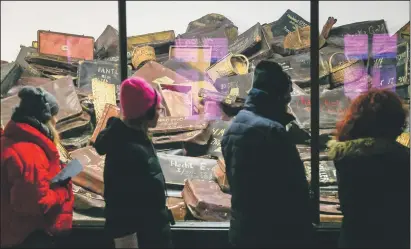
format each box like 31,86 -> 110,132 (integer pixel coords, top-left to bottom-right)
3,140 -> 48,169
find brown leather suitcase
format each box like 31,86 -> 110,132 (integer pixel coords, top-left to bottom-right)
38,30 -> 95,61
212,158 -> 229,192
25,53 -> 78,77
90,103 -> 120,144
182,179 -> 231,221
206,120 -> 232,159
160,83 -> 193,117
56,111 -> 92,138
133,61 -> 191,85
157,153 -> 217,187
95,25 -> 119,59
166,197 -> 187,221
162,58 -> 207,82
70,146 -> 105,196
1,76 -> 82,125
61,132 -> 93,152
5,77 -> 52,97
214,73 -> 253,100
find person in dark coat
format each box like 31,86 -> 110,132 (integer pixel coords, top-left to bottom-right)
93,77 -> 173,249
221,60 -> 313,248
328,88 -> 410,248
1,86 -> 74,248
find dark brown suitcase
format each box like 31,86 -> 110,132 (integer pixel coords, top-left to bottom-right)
304,160 -> 337,186
56,111 -> 92,138
37,30 -> 95,61
133,61 -> 191,86
212,158 -> 229,192
214,73 -> 253,100
95,25 -> 119,59
289,86 -> 351,129
206,120 -> 232,159
70,146 -> 105,196
182,179 -> 231,222
25,53 -> 78,77
90,103 -> 120,144
1,76 -> 82,125
77,60 -> 120,94
15,45 -> 43,77
61,132 -> 93,152
1,62 -> 23,97
157,153 -> 217,186
152,129 -> 212,147
166,197 -> 187,221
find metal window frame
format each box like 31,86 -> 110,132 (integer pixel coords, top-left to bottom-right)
117,0 -> 322,226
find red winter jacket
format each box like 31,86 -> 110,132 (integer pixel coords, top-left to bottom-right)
1,121 -> 74,247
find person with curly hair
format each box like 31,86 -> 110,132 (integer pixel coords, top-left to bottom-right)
328,88 -> 410,248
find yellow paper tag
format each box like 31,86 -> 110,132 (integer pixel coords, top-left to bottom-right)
229,87 -> 240,97
91,79 -> 117,124
397,132 -> 410,147
153,76 -> 175,85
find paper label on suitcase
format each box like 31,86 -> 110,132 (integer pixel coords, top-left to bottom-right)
157,153 -> 217,186
91,79 -> 117,124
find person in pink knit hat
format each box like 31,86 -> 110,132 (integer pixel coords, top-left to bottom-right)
93,77 -> 173,249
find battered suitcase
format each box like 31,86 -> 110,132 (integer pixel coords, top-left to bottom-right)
90,103 -> 120,144
162,58 -> 207,82
56,111 -> 92,138
212,158 -> 230,193
1,62 -> 23,96
133,61 -> 191,85
95,25 -> 119,59
160,83 -> 193,117
169,46 -> 212,73
327,20 -> 388,48
77,60 -> 120,94
272,51 -> 330,89
61,132 -> 93,152
166,197 -> 187,221
214,73 -> 253,100
395,21 -> 410,40
1,76 -> 82,125
15,45 -> 43,77
184,13 -> 238,45
5,77 -> 52,97
189,81 -> 219,115
37,30 -> 95,61
127,30 -> 175,62
205,119 -> 232,159
72,184 -> 105,215
304,160 -> 337,186
25,53 -> 78,77
157,153 -> 218,187
70,146 -> 105,196
182,179 -> 231,222
289,87 -> 351,129
206,53 -> 249,83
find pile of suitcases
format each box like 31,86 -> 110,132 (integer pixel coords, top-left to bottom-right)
1,10 -> 410,224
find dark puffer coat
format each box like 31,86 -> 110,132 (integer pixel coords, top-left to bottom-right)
221,88 -> 313,248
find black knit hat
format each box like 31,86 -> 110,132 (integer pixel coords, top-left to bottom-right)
16,86 -> 59,123
253,60 -> 292,98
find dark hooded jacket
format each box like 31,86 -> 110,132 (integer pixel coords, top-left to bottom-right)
221,88 -> 313,248
93,117 -> 172,248
328,137 -> 410,248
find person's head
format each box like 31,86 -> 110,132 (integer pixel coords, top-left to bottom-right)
16,86 -> 60,144
120,77 -> 163,129
336,88 -> 407,141
252,60 -> 293,109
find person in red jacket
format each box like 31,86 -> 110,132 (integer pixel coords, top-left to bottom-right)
1,86 -> 74,248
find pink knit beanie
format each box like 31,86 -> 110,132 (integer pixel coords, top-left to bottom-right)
120,77 -> 162,120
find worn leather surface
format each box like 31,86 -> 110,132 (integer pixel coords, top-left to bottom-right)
38,30 -> 94,61
56,111 -> 91,138
212,158 -> 230,193
182,179 -> 231,222
95,25 -> 119,59
1,76 -> 82,125
90,103 -> 120,144
70,146 -> 105,196
133,61 -> 191,85
1,62 -> 23,96
166,197 -> 187,221
127,30 -> 175,55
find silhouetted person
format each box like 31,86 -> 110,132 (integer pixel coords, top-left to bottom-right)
328,88 -> 410,248
221,60 -> 313,248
